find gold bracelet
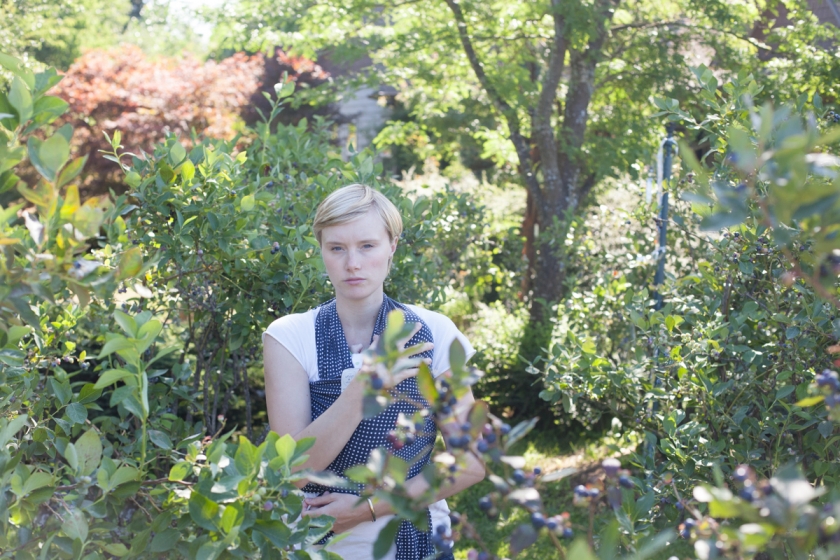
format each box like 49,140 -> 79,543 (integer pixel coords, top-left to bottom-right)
367,498 -> 377,522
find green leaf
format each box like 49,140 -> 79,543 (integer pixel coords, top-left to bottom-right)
275,434 -> 295,468
66,403 -> 88,425
241,194 -> 255,212
114,310 -> 137,337
8,77 -> 32,123
150,528 -> 179,552
108,466 -> 139,489
116,247 -> 144,280
169,141 -> 186,165
252,519 -> 291,549
373,518 -> 401,559
75,429 -> 102,476
234,436 -> 259,475
148,429 -> 173,450
169,461 -> 192,482
94,368 -> 133,389
37,133 -> 71,182
181,160 -> 195,182
189,491 -> 220,532
0,414 -> 28,447
97,337 -> 134,359
33,95 -> 68,122
63,442 -> 80,473
219,502 -> 244,534
416,362 -> 438,404
22,472 -> 53,495
61,508 -> 88,542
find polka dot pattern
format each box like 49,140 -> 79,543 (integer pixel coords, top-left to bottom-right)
303,296 -> 437,560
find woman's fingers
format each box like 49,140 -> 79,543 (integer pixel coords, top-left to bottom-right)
304,492 -> 335,508
392,358 -> 433,385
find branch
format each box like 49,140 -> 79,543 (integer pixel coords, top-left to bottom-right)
559,0 -> 619,209
531,0 -> 568,198
443,0 -> 542,203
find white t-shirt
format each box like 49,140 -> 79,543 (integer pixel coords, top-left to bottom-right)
262,303 -> 475,560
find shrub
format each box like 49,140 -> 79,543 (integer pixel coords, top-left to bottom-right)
0,53 -> 495,558
536,66 -> 840,558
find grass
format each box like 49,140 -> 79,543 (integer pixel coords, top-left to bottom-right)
446,428 -> 695,559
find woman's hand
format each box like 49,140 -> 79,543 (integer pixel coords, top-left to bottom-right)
304,492 -> 372,533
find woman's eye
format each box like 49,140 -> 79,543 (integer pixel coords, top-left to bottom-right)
363,244 -> 374,249
330,246 -> 343,252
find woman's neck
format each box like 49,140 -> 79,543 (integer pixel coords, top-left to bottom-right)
335,290 -> 385,342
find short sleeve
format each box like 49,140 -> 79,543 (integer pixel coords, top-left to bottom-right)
407,305 -> 476,378
262,310 -> 318,382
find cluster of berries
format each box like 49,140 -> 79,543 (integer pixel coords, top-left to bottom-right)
385,428 -> 416,451
816,369 -> 840,408
447,422 -> 473,449
731,464 -> 772,504
532,511 -> 574,539
270,241 -> 281,255
476,422 -> 508,454
430,524 -> 454,554
826,110 -> 840,123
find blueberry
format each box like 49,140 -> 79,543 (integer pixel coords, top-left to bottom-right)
546,518 -> 558,530
477,440 -> 489,453
436,524 -> 447,535
733,465 -> 750,482
500,423 -> 511,435
449,512 -> 461,526
602,458 -> 620,478
574,485 -> 588,497
478,496 -> 492,511
618,475 -> 634,489
588,488 -> 600,499
562,527 -> 574,539
484,432 -> 497,444
371,376 -> 384,390
461,422 -> 472,432
512,469 -> 526,484
533,467 -> 542,475
263,501 -> 274,511
530,512 -> 546,529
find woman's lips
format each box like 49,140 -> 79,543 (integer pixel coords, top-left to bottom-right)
345,278 -> 365,285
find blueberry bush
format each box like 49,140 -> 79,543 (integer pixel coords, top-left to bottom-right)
0,53 -> 488,559
530,65 -> 840,558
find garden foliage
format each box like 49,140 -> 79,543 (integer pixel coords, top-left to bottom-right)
534,67 -> 840,557
0,53 -> 484,558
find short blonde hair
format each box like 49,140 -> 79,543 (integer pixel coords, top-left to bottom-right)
312,184 -> 403,243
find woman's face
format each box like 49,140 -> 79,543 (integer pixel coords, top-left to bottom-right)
320,208 -> 397,303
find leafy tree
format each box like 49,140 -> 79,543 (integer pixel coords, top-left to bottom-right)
218,0 -> 840,362
0,0 -> 131,71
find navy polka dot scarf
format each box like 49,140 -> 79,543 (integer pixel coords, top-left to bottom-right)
303,295 -> 440,560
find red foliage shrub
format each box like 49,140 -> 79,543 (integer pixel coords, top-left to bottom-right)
51,45 -> 330,195
53,45 -> 263,193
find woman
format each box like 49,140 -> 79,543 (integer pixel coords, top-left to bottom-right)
263,184 -> 485,560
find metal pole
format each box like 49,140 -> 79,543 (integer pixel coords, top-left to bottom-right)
653,124 -> 675,310
644,123 -> 676,483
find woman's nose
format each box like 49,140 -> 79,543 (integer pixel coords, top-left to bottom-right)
345,250 -> 360,270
